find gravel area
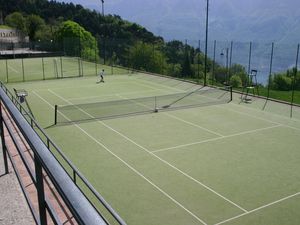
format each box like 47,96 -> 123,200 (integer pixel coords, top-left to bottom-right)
0,148 -> 35,225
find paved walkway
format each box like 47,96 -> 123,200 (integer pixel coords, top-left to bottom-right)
0,146 -> 35,225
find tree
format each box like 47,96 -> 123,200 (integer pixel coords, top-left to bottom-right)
128,41 -> 167,74
181,51 -> 193,77
271,74 -> 292,91
230,64 -> 247,86
26,14 -> 45,41
55,20 -> 98,61
4,12 -> 26,33
163,40 -> 185,64
230,75 -> 242,88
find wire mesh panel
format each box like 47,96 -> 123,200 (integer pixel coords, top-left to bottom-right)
61,57 -> 81,78
43,57 -> 59,79
0,59 -> 6,82
23,57 -> 44,81
6,58 -> 23,82
55,86 -> 232,124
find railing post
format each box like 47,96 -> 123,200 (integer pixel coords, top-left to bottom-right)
35,154 -> 47,225
0,101 -> 9,174
54,105 -> 58,125
73,170 -> 77,184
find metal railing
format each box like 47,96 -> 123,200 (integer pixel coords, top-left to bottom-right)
0,81 -> 127,225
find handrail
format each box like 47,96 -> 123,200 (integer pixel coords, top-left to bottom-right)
0,86 -> 108,225
0,82 -> 127,225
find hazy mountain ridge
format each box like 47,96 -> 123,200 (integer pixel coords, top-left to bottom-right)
55,0 -> 300,44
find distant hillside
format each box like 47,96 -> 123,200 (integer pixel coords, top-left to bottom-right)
0,0 -> 162,44
55,0 -> 300,44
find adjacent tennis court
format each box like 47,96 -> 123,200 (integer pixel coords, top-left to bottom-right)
7,72 -> 300,225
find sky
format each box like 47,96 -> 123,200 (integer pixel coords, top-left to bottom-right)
54,0 -> 300,43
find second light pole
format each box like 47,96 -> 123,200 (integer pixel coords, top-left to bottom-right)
100,0 -> 106,64
220,48 -> 229,85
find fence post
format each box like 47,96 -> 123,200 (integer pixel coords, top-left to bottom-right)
42,57 -> 45,80
248,41 -> 252,75
229,41 -> 233,78
212,40 -> 216,85
34,154 -> 47,225
267,42 -> 274,99
22,58 -> 25,82
0,102 -> 9,174
291,44 -> 300,118
78,57 -> 81,77
95,40 -> 98,76
60,57 -> 63,78
5,59 -> 8,83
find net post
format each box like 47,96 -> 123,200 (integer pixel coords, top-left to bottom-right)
54,105 -> 58,125
230,86 -> 233,102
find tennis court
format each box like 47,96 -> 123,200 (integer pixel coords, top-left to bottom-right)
0,56 -> 129,82
6,72 -> 300,225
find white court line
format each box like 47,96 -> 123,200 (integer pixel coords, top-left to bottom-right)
214,191 -> 300,225
137,76 -> 190,92
68,89 -> 160,101
165,113 -> 224,137
233,96 -> 300,123
153,124 -> 281,153
49,89 -> 248,214
115,94 -> 224,137
141,78 -> 300,131
217,104 -> 300,132
33,90 -> 208,225
133,80 -> 178,93
8,64 -> 19,73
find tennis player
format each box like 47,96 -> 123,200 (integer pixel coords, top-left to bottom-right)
97,69 -> 105,83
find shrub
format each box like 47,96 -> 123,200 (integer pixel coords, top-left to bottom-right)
230,75 -> 242,88
214,67 -> 227,84
272,74 -> 292,91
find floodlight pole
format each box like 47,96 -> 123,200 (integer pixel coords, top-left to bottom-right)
101,0 -> 104,15
220,48 -> 229,85
204,0 -> 209,86
100,0 -> 106,64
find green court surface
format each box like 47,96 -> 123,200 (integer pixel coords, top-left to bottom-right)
6,73 -> 300,225
0,57 -> 129,82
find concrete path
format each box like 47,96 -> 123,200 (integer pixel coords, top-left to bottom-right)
0,147 -> 35,225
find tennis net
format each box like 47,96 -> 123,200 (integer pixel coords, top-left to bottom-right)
54,86 -> 232,124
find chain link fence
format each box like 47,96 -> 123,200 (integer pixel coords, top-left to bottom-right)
0,37 -> 299,107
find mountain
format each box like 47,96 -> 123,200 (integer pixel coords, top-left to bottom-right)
54,0 -> 300,44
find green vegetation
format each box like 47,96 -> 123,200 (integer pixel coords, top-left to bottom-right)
55,20 -> 99,61
7,74 -> 300,225
0,0 -> 299,105
0,25 -> 11,29
0,0 -> 208,79
269,69 -> 300,91
4,12 -> 26,33
253,87 -> 300,104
